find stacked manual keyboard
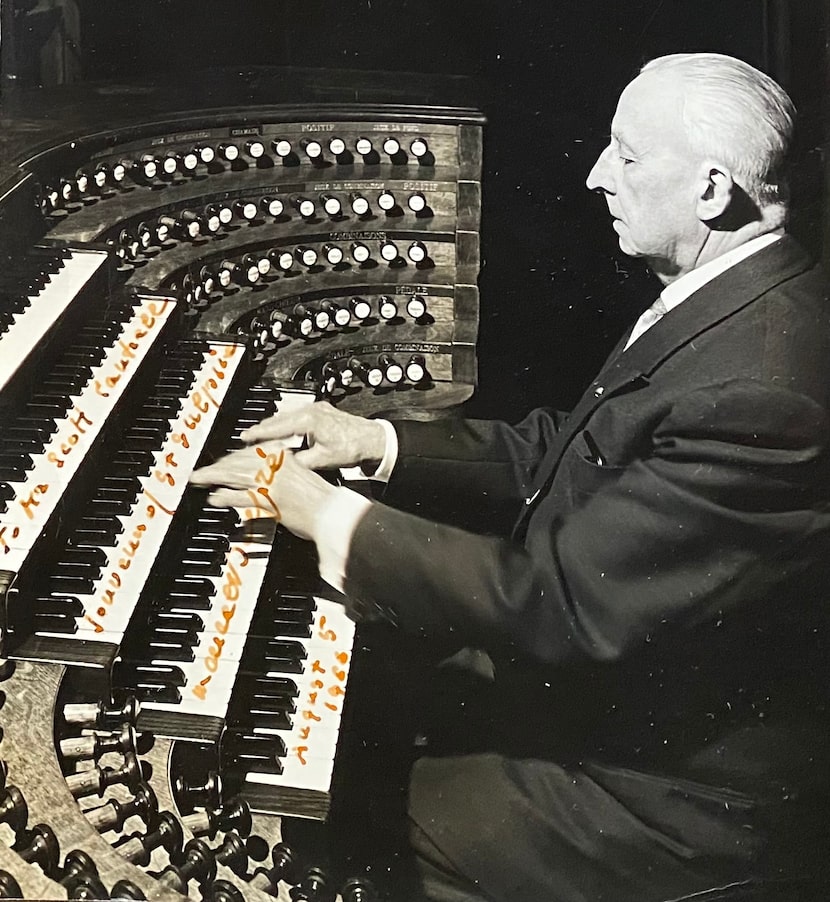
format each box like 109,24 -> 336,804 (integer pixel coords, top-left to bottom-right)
0,84 -> 483,898
5,335 -> 249,663
0,236 -> 357,826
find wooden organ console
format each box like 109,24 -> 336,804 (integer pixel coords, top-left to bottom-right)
0,70 -> 483,901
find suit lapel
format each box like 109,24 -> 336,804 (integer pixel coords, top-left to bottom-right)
514,236 -> 814,535
612,235 -> 812,382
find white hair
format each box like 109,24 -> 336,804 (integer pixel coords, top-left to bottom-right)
641,53 -> 795,217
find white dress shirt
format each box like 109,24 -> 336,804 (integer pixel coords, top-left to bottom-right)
623,232 -> 782,350
315,232 -> 783,592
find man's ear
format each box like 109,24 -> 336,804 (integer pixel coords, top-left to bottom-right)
696,162 -> 735,221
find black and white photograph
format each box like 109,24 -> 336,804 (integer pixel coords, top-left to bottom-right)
0,2 -> 828,900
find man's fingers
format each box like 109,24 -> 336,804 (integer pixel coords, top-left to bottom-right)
206,488 -> 250,509
188,464 -> 223,486
206,487 -> 283,518
240,408 -> 311,443
189,462 -> 249,488
293,444 -> 334,470
190,446 -> 275,488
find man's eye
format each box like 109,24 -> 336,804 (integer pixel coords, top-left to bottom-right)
620,157 -> 635,165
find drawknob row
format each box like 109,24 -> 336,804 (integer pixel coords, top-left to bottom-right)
193,238 -> 431,289
41,134 -> 434,208
272,134 -> 432,166
320,354 -> 431,393
247,295 -> 429,353
119,188 -> 429,252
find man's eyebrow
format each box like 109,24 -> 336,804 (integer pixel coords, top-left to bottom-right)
612,131 -> 640,154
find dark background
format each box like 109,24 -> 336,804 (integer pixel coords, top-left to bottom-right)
4,0 -> 828,419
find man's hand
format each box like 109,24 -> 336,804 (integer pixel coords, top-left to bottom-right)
189,442 -> 338,541
240,401 -> 387,471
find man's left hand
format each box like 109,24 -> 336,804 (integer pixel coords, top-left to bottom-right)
189,442 -> 338,541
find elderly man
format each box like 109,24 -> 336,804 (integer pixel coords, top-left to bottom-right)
192,54 -> 830,901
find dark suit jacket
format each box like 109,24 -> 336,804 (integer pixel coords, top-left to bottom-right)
344,237 -> 830,898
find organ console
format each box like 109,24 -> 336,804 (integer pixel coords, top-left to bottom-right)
0,67 -> 483,899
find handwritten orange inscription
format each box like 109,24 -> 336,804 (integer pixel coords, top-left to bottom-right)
292,614 -> 350,766
241,447 -> 286,521
191,545 -> 250,701
0,524 -> 21,555
169,344 -> 238,460
46,409 -> 93,471
0,300 -> 172,557
85,503 -> 158,632
92,300 -> 171,399
81,340 -> 239,631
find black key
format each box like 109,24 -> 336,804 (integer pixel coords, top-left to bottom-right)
222,732 -> 287,767
157,593 -> 214,612
0,435 -> 48,453
85,496 -> 135,516
58,546 -> 107,565
0,449 -> 34,467
115,661 -> 187,687
170,576 -> 217,596
173,558 -> 224,577
268,621 -> 312,639
69,527 -> 120,547
145,641 -> 196,663
33,614 -> 79,635
133,684 -> 182,705
248,694 -> 297,714
0,462 -> 32,481
235,675 -> 299,698
33,595 -> 85,616
147,611 -> 205,632
5,425 -> 53,442
47,574 -> 96,594
248,639 -> 308,673
238,710 -> 293,731
50,561 -> 102,579
95,486 -> 139,505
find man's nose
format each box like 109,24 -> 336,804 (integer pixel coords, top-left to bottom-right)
586,145 -> 614,194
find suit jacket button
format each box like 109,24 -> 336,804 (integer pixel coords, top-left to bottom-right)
594,385 -> 605,397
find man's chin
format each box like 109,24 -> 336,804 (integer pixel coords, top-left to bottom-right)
611,221 -> 639,257
616,235 -> 641,257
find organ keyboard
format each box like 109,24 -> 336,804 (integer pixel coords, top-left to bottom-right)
228,594 -> 356,818
6,335 -> 249,662
0,246 -> 110,393
119,509 -> 279,729
0,69 -> 483,900
0,292 -> 177,572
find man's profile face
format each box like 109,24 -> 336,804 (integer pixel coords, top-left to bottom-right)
586,71 -> 706,272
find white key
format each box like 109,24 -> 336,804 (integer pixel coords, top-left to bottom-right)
0,249 -> 109,392
0,297 -> 177,571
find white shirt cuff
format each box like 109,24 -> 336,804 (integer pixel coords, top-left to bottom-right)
315,486 -> 373,593
370,419 -> 399,482
339,418 -> 399,483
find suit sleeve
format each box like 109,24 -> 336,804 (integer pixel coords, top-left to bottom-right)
345,380 -> 830,665
377,407 -> 566,532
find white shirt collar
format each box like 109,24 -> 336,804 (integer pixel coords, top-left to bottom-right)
659,232 -> 783,313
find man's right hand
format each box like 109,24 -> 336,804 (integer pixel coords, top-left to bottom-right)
239,401 -> 388,472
